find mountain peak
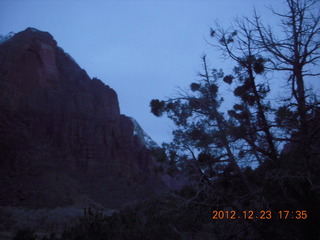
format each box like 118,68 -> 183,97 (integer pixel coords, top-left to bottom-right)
9,27 -> 57,47
0,28 -> 166,210
25,27 -> 41,32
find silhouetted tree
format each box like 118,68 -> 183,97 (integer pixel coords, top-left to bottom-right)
149,1 -> 320,238
210,19 -> 278,163
253,0 -> 320,157
151,55 -> 251,192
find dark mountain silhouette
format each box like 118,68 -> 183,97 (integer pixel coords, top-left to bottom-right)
0,28 -> 166,213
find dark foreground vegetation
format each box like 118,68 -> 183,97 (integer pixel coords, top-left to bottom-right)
12,159 -> 320,239
13,0 -> 320,239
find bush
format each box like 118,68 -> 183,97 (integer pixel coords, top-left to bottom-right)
13,228 -> 37,240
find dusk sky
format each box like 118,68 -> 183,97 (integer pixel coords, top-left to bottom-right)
1,0 -> 318,145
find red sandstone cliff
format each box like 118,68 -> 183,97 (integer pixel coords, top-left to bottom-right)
0,28 -> 165,209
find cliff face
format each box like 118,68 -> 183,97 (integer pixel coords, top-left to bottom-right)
0,28 -> 164,209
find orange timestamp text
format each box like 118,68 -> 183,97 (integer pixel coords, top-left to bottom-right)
212,210 -> 308,220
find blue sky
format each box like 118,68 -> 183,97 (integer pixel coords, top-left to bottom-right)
1,0 -> 317,145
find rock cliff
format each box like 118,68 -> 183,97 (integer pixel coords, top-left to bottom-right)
0,28 -> 165,210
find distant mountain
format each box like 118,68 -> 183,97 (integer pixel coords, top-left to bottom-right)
0,27 -> 167,215
0,31 -> 15,44
129,117 -> 159,149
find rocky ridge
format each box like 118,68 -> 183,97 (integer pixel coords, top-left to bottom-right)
0,28 -> 165,211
